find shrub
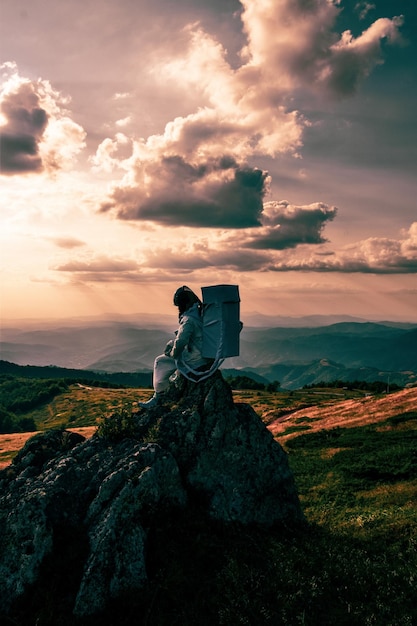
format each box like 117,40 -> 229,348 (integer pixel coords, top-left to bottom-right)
226,375 -> 266,390
96,407 -> 137,441
0,406 -> 19,433
0,406 -> 36,434
0,377 -> 69,414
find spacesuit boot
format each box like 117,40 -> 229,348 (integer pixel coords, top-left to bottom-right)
138,393 -> 161,409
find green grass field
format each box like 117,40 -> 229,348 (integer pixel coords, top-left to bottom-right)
1,384 -> 416,624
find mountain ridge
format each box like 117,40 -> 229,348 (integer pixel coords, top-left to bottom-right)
1,320 -> 416,390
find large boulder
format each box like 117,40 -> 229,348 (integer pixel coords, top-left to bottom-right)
0,432 -> 186,617
153,370 -> 302,525
0,371 -> 303,617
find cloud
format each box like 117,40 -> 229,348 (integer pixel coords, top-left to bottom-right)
47,236 -> 87,249
96,0 -> 402,233
51,253 -> 164,284
0,74 -> 48,174
115,116 -> 133,128
142,220 -> 417,276
145,243 -> 269,272
90,133 -> 132,174
325,16 -> 404,96
355,2 -> 376,21
240,201 -> 337,249
0,63 -> 86,176
101,159 -> 269,227
267,222 -> 417,274
239,0 -> 402,97
54,255 -> 138,273
51,222 -> 417,286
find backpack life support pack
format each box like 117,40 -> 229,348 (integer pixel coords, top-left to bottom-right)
177,284 -> 242,382
201,284 -> 241,359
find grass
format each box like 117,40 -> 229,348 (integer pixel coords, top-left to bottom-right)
27,385 -> 147,430
0,385 -> 358,466
286,412 -> 417,523
1,385 -> 416,625
0,385 -> 154,467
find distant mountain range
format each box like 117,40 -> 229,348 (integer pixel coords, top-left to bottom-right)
1,318 -> 416,390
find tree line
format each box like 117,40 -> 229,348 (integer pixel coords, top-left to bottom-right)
0,375 -> 71,433
225,375 -> 281,392
0,360 -> 152,388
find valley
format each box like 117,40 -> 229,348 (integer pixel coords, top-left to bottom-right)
2,319 -> 416,389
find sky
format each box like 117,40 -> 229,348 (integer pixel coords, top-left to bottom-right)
1,0 -> 417,326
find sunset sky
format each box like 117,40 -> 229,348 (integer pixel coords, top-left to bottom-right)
1,0 -> 416,325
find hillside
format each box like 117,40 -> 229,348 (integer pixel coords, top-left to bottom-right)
1,384 -> 416,470
268,387 -> 417,443
1,379 -> 416,625
242,359 -> 416,390
236,323 -> 417,371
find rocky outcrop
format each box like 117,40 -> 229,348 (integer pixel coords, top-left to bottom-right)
0,371 -> 303,618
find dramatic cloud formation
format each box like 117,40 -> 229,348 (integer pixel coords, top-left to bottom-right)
239,0 -> 403,96
100,159 -> 269,228
0,62 -> 86,175
52,220 -> 417,282
1,0 -> 415,323
96,0 -> 402,235
152,219 -> 417,275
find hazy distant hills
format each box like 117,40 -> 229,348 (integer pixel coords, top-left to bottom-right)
235,324 -> 417,371
0,325 -> 171,371
1,318 -> 416,390
228,359 -> 416,391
